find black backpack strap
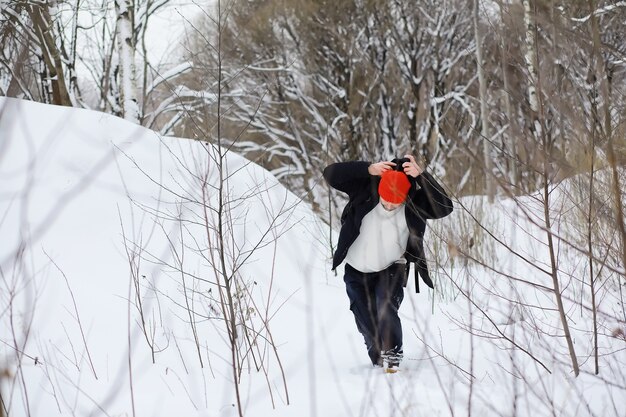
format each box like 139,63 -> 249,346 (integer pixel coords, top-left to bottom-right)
404,256 -> 434,293
404,262 -> 421,293
415,265 -> 420,293
412,260 -> 434,293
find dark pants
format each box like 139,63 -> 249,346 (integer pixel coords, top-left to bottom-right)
344,263 -> 406,366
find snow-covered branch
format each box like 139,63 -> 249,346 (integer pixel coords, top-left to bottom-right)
571,1 -> 626,23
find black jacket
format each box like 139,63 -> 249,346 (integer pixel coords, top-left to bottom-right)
323,161 -> 453,292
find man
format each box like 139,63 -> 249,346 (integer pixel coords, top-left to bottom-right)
323,155 -> 453,372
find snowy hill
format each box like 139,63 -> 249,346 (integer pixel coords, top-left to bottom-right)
1,97 -> 624,417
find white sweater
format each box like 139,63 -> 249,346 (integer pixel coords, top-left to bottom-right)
344,202 -> 409,273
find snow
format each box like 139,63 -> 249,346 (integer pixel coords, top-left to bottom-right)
1,97 -> 625,417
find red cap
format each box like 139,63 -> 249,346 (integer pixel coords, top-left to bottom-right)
378,171 -> 411,204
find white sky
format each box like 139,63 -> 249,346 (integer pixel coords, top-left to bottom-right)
144,0 -> 214,65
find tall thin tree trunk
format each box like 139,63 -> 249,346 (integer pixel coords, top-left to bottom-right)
584,0 -> 602,375
543,183 -> 580,376
474,0 -> 494,201
523,0 -> 539,117
523,0 -> 542,191
115,0 -> 140,123
524,0 -> 579,376
587,0 -> 626,287
68,0 -> 82,102
497,0 -> 519,191
587,121 -> 599,374
28,3 -> 72,106
6,42 -> 31,98
213,0 -> 244,414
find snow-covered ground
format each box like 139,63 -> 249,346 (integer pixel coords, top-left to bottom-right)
1,97 -> 624,417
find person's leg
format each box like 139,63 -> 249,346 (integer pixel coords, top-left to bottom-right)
344,265 -> 381,366
375,264 -> 406,367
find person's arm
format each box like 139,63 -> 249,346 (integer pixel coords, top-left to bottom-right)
411,172 -> 454,219
323,160 -> 394,194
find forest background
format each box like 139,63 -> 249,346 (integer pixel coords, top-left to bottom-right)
3,0 -> 625,215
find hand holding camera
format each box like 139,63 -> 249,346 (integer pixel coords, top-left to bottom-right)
392,155 -> 423,178
368,154 -> 423,177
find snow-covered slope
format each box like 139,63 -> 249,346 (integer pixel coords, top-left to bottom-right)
1,98 -> 624,417
0,97 -> 337,416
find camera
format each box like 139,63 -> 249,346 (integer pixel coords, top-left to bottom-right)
392,157 -> 410,172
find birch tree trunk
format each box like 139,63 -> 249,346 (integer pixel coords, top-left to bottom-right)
523,0 -> 539,118
115,0 -> 140,123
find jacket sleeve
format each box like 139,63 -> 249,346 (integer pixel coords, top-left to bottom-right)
323,161 -> 372,195
409,171 -> 453,219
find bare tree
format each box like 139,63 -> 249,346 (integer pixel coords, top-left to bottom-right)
167,0 -> 479,225
522,0 -> 580,376
0,0 -> 182,124
113,2 -> 297,415
1,1 -> 72,104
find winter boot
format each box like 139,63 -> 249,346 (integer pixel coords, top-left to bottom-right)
381,349 -> 402,373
